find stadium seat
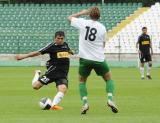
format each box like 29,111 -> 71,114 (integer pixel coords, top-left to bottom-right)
105,2 -> 160,53
0,3 -> 141,54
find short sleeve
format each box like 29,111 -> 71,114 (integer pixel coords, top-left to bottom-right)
65,42 -> 74,55
138,36 -> 141,43
148,35 -> 151,41
71,17 -> 85,29
39,43 -> 53,54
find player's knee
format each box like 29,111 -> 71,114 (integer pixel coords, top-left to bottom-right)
149,63 -> 152,67
79,76 -> 87,82
58,84 -> 67,93
103,72 -> 112,81
32,85 -> 39,90
32,83 -> 40,90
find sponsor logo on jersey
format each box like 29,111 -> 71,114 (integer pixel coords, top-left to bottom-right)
142,41 -> 150,45
57,52 -> 70,58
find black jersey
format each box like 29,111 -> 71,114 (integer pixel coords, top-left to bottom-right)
138,34 -> 151,55
38,42 -> 71,86
39,42 -> 71,67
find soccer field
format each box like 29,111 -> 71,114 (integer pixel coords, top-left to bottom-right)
0,67 -> 159,123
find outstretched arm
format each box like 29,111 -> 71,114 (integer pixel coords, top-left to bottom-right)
67,9 -> 89,22
15,51 -> 41,61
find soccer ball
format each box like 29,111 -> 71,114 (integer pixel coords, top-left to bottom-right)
39,97 -> 52,110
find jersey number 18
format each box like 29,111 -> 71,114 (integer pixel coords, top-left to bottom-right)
85,26 -> 97,41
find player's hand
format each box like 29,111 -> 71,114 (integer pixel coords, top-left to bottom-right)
138,50 -> 141,54
151,51 -> 153,55
69,50 -> 74,55
15,55 -> 24,61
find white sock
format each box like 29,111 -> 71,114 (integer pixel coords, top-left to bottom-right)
147,64 -> 151,76
140,67 -> 144,78
32,71 -> 40,85
52,92 -> 64,106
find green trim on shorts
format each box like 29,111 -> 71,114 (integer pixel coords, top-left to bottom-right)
79,58 -> 110,77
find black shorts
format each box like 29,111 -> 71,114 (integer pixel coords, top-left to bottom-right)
139,53 -> 152,63
38,65 -> 68,87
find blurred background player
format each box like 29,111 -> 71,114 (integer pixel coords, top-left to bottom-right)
15,31 -> 73,110
136,27 -> 153,79
68,6 -> 118,114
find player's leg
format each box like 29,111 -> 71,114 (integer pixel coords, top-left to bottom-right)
79,75 -> 89,114
103,72 -> 118,113
139,54 -> 145,79
146,55 -> 152,79
103,72 -> 114,101
146,61 -> 152,79
94,61 -> 114,101
94,60 -> 118,113
35,67 -> 57,90
32,81 -> 43,90
140,63 -> 145,79
79,76 -> 88,105
51,79 -> 68,110
32,70 -> 44,90
79,58 -> 92,114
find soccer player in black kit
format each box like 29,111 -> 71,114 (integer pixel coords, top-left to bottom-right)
136,27 -> 153,80
16,31 -> 73,110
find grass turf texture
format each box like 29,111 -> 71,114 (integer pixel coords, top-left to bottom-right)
0,67 -> 159,123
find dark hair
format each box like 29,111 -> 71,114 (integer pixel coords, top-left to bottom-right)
142,27 -> 147,30
55,31 -> 65,38
89,6 -> 100,20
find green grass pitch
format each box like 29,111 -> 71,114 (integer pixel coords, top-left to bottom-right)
0,67 -> 159,123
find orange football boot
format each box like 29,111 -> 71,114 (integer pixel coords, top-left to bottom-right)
50,105 -> 63,110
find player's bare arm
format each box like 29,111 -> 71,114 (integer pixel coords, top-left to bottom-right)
136,41 -> 140,53
150,40 -> 153,55
68,50 -> 74,55
67,9 -> 89,22
15,51 -> 41,60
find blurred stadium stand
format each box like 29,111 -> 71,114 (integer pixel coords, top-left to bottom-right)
0,3 -> 141,54
106,2 -> 160,54
1,1 -> 160,67
0,0 -> 10,4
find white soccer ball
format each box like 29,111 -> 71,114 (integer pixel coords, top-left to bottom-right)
39,97 -> 52,110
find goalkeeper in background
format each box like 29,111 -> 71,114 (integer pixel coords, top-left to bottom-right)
68,7 -> 118,114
